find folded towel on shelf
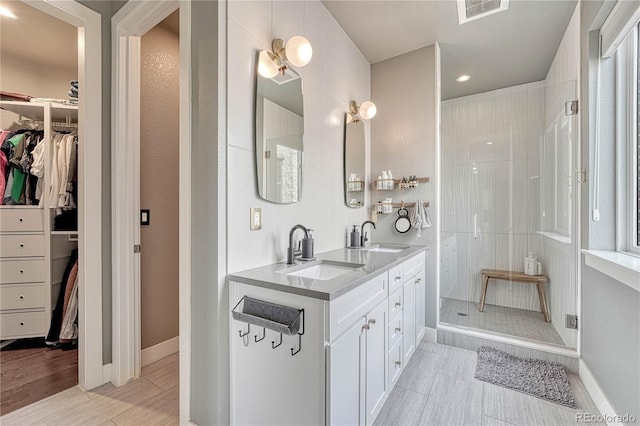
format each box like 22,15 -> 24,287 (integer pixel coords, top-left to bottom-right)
410,198 -> 432,237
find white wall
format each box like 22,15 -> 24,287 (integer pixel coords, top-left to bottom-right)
441,82 -> 545,312
226,0 -> 370,274
371,44 -> 440,327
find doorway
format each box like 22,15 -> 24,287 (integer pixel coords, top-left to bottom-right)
0,0 -> 103,414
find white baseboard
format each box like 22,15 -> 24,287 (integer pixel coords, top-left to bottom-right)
422,327 -> 437,343
579,359 -> 623,425
102,363 -> 112,385
141,336 -> 179,367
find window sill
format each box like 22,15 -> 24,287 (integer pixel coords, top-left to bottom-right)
582,250 -> 640,292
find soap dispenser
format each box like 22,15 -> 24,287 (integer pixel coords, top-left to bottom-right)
524,252 -> 537,276
301,229 -> 315,260
350,225 -> 361,248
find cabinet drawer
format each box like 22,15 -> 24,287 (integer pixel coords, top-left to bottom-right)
0,259 -> 45,284
0,208 -> 43,232
388,287 -> 403,319
388,265 -> 403,294
327,272 -> 387,342
388,339 -> 403,389
0,283 -> 45,310
0,234 -> 44,257
388,313 -> 403,349
0,310 -> 46,338
402,253 -> 425,282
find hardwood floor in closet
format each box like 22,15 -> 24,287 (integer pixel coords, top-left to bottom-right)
0,339 -> 78,415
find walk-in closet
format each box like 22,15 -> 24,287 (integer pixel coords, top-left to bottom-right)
0,1 -> 80,414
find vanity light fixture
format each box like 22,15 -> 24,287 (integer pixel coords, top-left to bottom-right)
258,36 -> 313,79
347,100 -> 377,123
456,74 -> 471,82
0,6 -> 17,18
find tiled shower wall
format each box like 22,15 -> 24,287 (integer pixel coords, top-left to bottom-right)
226,0 -> 370,274
441,82 -> 545,312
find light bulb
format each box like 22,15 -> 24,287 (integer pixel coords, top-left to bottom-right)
285,36 -> 312,67
258,50 -> 279,78
359,101 -> 377,120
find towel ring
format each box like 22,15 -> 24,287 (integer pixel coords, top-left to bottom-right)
395,208 -> 411,233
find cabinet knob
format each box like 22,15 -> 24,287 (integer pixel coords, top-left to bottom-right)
19,295 -> 24,300
362,324 -> 370,331
395,327 -> 401,333
19,322 -> 24,326
18,269 -> 24,274
368,319 -> 376,325
19,243 -> 25,248
415,278 -> 422,283
18,217 -> 24,223
395,361 -> 402,367
395,302 -> 401,308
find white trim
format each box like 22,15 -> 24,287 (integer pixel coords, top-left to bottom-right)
23,0 -> 103,391
421,327 -> 437,344
538,231 -> 572,245
583,250 -> 640,292
579,359 -> 623,425
141,337 -> 179,367
435,42 -> 441,331
179,1 -> 192,424
437,324 -> 580,358
111,0 -> 179,388
441,80 -> 545,105
601,0 -> 640,58
102,363 -> 112,385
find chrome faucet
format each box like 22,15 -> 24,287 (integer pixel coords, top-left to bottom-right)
287,224 -> 311,264
361,220 -> 376,247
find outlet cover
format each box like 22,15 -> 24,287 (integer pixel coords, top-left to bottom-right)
250,208 -> 262,230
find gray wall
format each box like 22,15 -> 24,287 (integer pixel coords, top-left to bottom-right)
371,44 -> 440,328
579,1 -> 640,421
76,0 -> 127,364
582,264 -> 640,420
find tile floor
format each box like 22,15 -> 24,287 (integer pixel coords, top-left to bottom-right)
440,298 -> 566,346
1,344 -> 602,426
374,341 -> 603,426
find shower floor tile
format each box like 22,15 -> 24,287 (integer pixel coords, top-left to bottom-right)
440,298 -> 565,346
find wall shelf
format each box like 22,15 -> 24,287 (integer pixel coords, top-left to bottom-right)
372,177 -> 430,190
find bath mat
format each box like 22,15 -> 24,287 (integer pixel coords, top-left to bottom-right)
474,346 -> 576,408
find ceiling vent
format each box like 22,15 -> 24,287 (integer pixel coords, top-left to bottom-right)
457,0 -> 509,24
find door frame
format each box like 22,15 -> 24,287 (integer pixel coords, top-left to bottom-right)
23,0 -> 104,390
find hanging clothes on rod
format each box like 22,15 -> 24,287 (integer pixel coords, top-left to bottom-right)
1,129 -> 45,205
48,132 -> 78,214
46,250 -> 78,347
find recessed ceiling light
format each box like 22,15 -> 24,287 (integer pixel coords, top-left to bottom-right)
486,141 -> 493,145
456,74 -> 471,82
0,6 -> 17,19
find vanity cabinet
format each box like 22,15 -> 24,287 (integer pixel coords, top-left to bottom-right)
229,249 -> 426,426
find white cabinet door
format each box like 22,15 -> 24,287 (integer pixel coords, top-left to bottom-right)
402,281 -> 415,364
414,269 -> 426,344
328,318 -> 366,426
365,299 -> 388,425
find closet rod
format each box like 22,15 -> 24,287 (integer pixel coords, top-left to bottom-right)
18,118 -> 78,128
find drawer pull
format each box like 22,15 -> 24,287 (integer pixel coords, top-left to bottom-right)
395,361 -> 402,367
19,295 -> 24,300
395,302 -> 401,308
395,327 -> 401,333
19,243 -> 25,248
368,319 -> 376,325
394,275 -> 401,281
20,322 -> 24,326
18,217 -> 24,223
415,278 -> 422,283
18,269 -> 25,275
363,324 -> 370,331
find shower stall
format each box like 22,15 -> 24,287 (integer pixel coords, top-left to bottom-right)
439,80 -> 579,349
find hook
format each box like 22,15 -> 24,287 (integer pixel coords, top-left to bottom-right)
239,323 -> 250,338
255,327 -> 266,343
401,200 -> 405,209
272,333 -> 283,349
291,334 -> 302,356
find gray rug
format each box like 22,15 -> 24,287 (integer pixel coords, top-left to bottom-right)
474,346 -> 576,408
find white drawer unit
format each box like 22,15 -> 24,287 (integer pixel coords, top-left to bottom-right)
0,208 -> 43,233
0,234 -> 45,258
0,259 -> 45,284
0,283 -> 45,310
0,310 -> 46,338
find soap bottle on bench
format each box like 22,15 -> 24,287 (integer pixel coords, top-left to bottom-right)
524,252 -> 537,276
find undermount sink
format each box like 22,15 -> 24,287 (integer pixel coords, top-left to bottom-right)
279,260 -> 365,281
364,244 -> 410,253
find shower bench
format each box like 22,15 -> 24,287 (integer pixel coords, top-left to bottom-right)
479,269 -> 550,322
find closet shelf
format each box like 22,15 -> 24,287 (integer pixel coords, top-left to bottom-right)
0,100 -> 78,123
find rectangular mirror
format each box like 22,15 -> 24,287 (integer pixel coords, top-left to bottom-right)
255,65 -> 304,204
344,116 -> 365,208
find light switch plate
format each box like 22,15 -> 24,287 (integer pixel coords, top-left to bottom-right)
250,208 -> 262,230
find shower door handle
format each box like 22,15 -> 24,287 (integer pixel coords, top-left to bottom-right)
473,213 -> 478,239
